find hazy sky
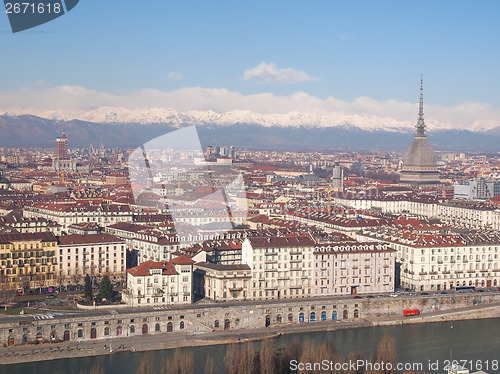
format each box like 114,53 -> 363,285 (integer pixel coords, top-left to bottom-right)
1,1 -> 500,128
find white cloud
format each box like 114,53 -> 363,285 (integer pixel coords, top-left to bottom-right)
34,79 -> 49,87
167,72 -> 183,80
242,62 -> 318,84
0,85 -> 499,131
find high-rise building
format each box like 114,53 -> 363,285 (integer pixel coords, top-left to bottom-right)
400,77 -> 440,185
454,178 -> 500,200
56,132 -> 68,160
332,164 -> 343,190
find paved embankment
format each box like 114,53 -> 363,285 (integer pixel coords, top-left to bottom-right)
1,301 -> 499,365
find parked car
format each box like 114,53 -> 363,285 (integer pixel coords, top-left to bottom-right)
441,291 -> 448,294
421,292 -> 429,295
389,293 -> 399,297
353,296 -> 363,299
408,292 -> 417,296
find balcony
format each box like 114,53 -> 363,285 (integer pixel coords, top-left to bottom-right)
264,268 -> 277,272
419,272 -> 428,275
229,287 -> 243,292
265,286 -> 278,291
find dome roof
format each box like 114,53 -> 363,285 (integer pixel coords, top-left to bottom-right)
402,137 -> 437,167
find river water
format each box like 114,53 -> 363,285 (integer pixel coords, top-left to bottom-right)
2,318 -> 500,374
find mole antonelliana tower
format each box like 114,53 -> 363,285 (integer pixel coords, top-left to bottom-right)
399,77 -> 440,185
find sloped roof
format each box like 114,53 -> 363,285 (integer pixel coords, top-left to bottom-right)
127,260 -> 178,276
402,137 -> 437,167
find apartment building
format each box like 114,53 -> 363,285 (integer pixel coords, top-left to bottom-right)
57,234 -> 126,283
333,193 -> 500,230
193,262 -> 251,301
313,242 -> 395,296
241,234 -> 316,300
24,203 -> 133,229
0,216 -> 62,236
358,227 -> 500,292
0,232 -> 58,290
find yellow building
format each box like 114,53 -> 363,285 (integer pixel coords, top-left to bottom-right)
0,232 -> 58,290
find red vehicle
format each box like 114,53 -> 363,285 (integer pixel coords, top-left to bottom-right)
403,309 -> 420,317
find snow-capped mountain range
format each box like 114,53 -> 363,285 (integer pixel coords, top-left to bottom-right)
1,106 -> 452,133
1,111 -> 500,151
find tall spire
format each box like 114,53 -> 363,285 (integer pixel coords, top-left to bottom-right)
416,75 -> 426,137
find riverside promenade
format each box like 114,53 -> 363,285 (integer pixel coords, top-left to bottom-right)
2,300 -> 500,365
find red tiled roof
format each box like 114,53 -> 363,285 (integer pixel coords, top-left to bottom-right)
247,234 -> 316,248
58,233 -> 125,246
170,256 -> 195,265
127,260 -> 178,276
0,231 -> 57,244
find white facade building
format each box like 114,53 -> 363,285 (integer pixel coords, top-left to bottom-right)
357,227 -> 500,292
333,194 -> 500,230
242,235 -> 316,300
24,203 -> 133,230
57,234 -> 126,283
313,242 -> 395,296
193,262 -> 251,301
123,256 -> 195,306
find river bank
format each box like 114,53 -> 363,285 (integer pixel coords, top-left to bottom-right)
2,301 -> 500,366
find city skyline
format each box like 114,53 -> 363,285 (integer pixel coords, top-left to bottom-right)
2,2 -> 500,371
1,1 -> 500,131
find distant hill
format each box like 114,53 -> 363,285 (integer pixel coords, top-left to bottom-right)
1,114 -> 499,152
